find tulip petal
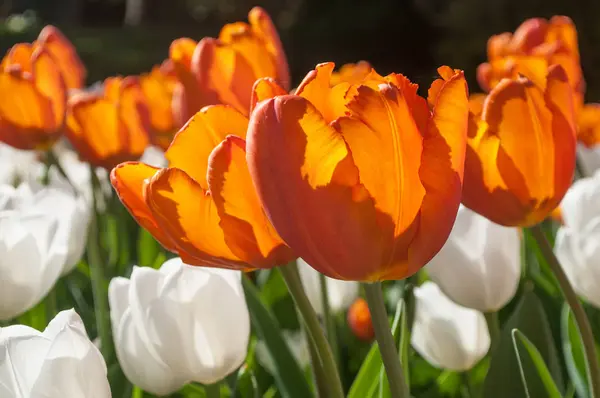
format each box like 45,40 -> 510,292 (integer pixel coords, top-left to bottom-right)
165,105 -> 249,190
207,135 -> 292,268
335,83 -> 425,278
118,77 -> 151,155
406,70 -> 469,276
32,47 -> 66,128
110,162 -> 177,252
248,6 -> 290,90
578,103 -> 600,147
250,77 -> 287,112
247,95 -> 384,280
37,25 -> 86,89
145,168 -> 244,268
295,62 -> 351,123
193,38 -> 256,115
140,65 -> 177,138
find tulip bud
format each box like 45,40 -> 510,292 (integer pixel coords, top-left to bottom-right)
108,258 -> 250,395
426,206 -> 521,312
411,282 -> 490,371
347,298 -> 374,341
555,171 -> 600,308
0,309 -> 111,397
297,258 -> 359,316
0,183 -> 72,320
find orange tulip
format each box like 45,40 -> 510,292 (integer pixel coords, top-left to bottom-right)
347,298 -> 374,341
462,65 -> 576,227
139,60 -> 178,150
246,65 -> 469,281
110,105 -> 293,270
35,25 -> 86,90
477,16 -> 583,96
169,7 -> 289,122
0,43 -> 66,150
577,104 -> 600,148
329,61 -> 373,86
65,76 -> 150,169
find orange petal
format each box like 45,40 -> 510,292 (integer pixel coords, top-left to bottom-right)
487,33 -> 513,59
2,43 -> 34,72
511,18 -> 548,53
118,77 -> 151,156
37,25 -> 86,89
145,167 -> 245,269
110,162 -> 178,251
140,64 -> 177,136
207,135 -> 293,267
248,7 -> 290,90
578,103 -> 600,147
32,46 -> 66,129
295,62 -> 350,123
247,95 -> 384,281
165,105 -> 249,189
335,83 -> 425,278
250,77 -> 287,112
406,70 -> 469,275
330,61 -> 373,86
193,37 -> 255,115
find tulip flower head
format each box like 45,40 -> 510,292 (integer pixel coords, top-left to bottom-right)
462,65 -> 577,226
111,105 -> 293,270
477,16 -> 583,96
577,103 -> 600,150
298,258 -> 359,315
347,298 -> 375,341
0,309 -> 111,397
170,7 -> 289,121
0,43 -> 66,150
65,76 -> 151,169
426,206 -> 521,312
555,171 -> 600,308
109,258 -> 250,395
35,25 -> 87,90
411,282 -> 490,371
140,60 -> 179,150
247,64 -> 469,281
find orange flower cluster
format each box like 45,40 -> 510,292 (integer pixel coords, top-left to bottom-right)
0,9 -> 586,281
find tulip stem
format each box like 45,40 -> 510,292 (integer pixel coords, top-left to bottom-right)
318,272 -> 339,369
484,311 -> 500,352
280,263 -> 345,398
204,382 -> 220,398
530,225 -> 600,398
363,282 -> 409,398
88,165 -> 112,361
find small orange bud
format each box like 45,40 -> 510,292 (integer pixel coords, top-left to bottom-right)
347,298 -> 374,341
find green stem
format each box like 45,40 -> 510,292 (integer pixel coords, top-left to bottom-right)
530,225 -> 600,398
363,282 -> 409,398
304,327 -> 329,398
484,311 -> 500,352
131,385 -> 143,398
204,382 -> 221,398
44,149 -> 79,194
280,263 -> 344,398
88,165 -> 112,361
399,284 -> 414,393
318,272 -> 339,369
575,154 -> 587,179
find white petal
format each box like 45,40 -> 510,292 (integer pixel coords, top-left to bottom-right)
108,277 -> 132,330
139,146 -> 168,168
411,282 -> 490,371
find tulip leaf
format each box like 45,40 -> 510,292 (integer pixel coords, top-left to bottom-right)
136,228 -> 161,268
234,365 -> 260,398
483,291 -> 564,398
511,329 -> 563,398
348,299 -> 403,398
561,304 -> 589,398
241,276 -> 312,398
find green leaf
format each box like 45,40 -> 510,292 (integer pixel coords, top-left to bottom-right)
241,276 -> 312,398
483,291 -> 564,398
234,366 -> 260,398
348,299 -> 403,398
511,329 -> 563,398
561,304 -> 589,398
137,229 -> 161,268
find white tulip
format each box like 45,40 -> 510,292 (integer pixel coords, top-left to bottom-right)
577,143 -> 600,176
411,282 -> 490,371
0,185 -> 69,320
109,258 -> 250,395
555,171 -> 600,308
0,309 -> 111,398
425,206 -> 521,312
140,145 -> 168,168
297,258 -> 359,315
0,142 -> 39,185
255,330 -> 310,375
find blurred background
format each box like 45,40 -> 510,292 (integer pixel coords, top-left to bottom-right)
1,0 -> 599,99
